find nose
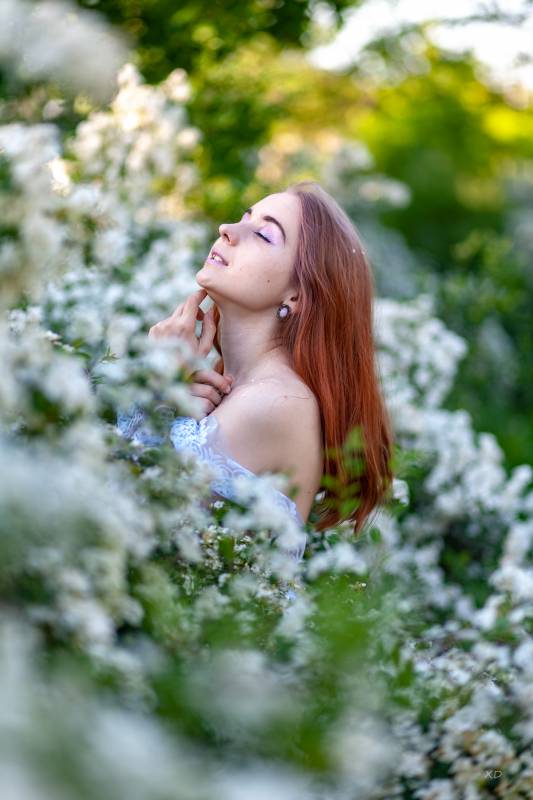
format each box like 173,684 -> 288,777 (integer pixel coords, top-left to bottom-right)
218,221 -> 238,243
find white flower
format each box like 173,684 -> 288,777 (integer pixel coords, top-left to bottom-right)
41,355 -> 95,412
0,0 -> 129,102
306,542 -> 367,580
392,477 -> 410,505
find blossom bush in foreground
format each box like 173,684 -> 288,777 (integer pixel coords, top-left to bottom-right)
1,32 -> 532,800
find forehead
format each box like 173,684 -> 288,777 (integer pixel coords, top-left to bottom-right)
254,192 -> 300,242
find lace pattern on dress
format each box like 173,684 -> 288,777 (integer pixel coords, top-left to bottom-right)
115,403 -> 307,562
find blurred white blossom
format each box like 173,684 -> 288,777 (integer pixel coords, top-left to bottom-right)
0,0 -> 130,102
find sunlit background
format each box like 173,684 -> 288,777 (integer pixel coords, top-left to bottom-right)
310,0 -> 533,91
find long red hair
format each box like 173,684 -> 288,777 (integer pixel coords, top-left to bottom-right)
211,180 -> 395,536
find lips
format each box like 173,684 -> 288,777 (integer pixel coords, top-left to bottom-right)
209,248 -> 228,265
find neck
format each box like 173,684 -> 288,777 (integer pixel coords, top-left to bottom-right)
216,303 -> 289,386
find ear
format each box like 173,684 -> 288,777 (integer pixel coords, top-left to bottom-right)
285,292 -> 300,313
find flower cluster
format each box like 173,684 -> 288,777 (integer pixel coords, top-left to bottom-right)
0,0 -> 129,102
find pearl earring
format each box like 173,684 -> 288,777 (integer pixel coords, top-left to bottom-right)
276,303 -> 291,320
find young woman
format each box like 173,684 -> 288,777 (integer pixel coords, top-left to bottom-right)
132,180 -> 395,541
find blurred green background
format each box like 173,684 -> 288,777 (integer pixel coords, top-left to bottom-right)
6,0 -> 532,469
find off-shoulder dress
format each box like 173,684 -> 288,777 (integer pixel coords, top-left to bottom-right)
115,403 -> 307,565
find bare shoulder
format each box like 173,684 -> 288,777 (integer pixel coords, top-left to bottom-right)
212,371 -> 323,476
223,373 -> 320,431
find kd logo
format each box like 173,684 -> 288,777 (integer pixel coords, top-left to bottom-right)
484,770 -> 503,780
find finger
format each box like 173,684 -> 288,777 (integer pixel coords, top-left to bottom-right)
170,287 -> 206,320
148,322 -> 166,339
190,368 -> 231,395
149,318 -> 181,339
189,369 -> 225,393
180,289 -> 207,324
189,382 -> 224,405
198,306 -> 216,355
192,398 -> 216,420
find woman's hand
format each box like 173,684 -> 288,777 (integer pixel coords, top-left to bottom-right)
148,288 -> 215,358
187,367 -> 234,417
148,288 -> 234,417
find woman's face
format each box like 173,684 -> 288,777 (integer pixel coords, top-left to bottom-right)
196,191 -> 301,312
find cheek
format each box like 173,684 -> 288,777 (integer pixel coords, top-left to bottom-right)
237,253 -> 288,291
268,259 -> 291,288
258,268 -> 286,293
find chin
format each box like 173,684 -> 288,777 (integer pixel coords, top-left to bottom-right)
195,269 -> 208,287
196,267 -> 222,291
195,272 -> 217,299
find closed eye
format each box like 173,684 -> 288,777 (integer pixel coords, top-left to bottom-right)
240,209 -> 271,243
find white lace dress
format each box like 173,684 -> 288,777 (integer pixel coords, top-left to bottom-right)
115,403 -> 307,566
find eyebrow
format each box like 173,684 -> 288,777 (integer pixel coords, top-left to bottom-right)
244,206 -> 287,245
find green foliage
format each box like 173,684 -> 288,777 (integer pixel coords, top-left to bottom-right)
439,229 -> 533,467
355,43 -> 533,264
341,41 -> 533,467
75,0 -> 356,82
